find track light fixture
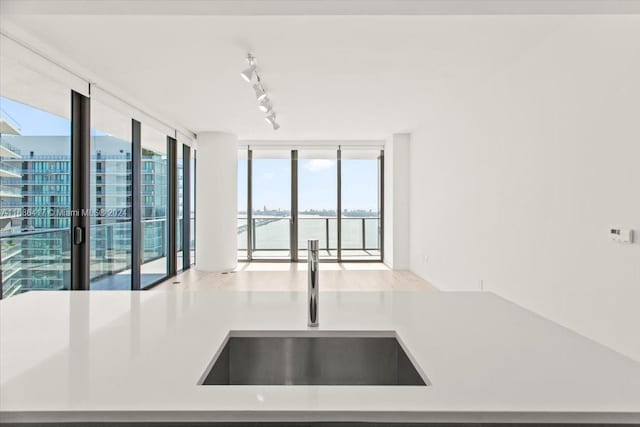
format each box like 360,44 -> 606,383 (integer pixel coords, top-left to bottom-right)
240,54 -> 256,82
265,112 -> 280,130
242,53 -> 280,130
258,97 -> 272,113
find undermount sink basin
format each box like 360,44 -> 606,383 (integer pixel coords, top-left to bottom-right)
199,331 -> 429,386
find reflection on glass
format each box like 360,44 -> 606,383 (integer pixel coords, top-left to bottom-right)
251,151 -> 290,259
298,150 -> 337,259
89,102 -> 132,290
0,96 -> 72,297
176,142 -> 184,270
140,125 -> 168,288
341,150 -> 381,259
190,150 -> 195,265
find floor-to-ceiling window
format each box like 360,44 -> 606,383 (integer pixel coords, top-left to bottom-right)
176,141 -> 184,270
341,148 -> 382,260
0,41 -> 195,298
236,145 -> 383,263
189,149 -> 196,266
297,149 -> 338,260
89,100 -> 132,289
140,124 -> 168,288
251,149 -> 291,260
0,86 -> 72,297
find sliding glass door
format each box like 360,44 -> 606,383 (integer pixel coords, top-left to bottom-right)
340,149 -> 382,260
189,150 -> 196,266
297,149 -> 338,260
176,141 -> 184,270
140,125 -> 168,288
0,92 -> 72,297
251,149 -> 291,260
89,100 -> 132,289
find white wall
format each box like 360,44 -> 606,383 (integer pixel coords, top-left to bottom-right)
195,132 -> 238,272
409,20 -> 640,361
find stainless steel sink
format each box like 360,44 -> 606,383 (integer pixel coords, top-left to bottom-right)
199,331 -> 429,386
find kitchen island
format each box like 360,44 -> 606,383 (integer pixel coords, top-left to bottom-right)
1,290 -> 639,425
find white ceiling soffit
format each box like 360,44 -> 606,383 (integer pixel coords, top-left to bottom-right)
3,0 -> 640,16
0,25 -> 197,142
242,140 -> 384,148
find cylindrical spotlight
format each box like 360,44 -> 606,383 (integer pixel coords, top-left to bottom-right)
265,112 -> 279,130
258,97 -> 272,113
241,64 -> 256,82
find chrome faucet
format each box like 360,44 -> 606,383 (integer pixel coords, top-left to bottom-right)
308,239 -> 319,327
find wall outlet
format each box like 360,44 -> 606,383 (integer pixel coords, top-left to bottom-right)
423,255 -> 429,264
609,228 -> 634,244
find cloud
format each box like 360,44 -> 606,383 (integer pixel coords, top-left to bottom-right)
304,159 -> 335,172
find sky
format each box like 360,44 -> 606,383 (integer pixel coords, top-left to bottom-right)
1,96 -> 71,136
238,157 -> 379,212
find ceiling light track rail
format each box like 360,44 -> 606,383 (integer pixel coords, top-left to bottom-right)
241,53 -> 280,130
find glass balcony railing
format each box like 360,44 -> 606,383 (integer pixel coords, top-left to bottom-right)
0,186 -> 22,197
341,217 -> 380,251
90,222 -> 132,282
142,218 -> 166,263
297,217 -> 338,253
0,138 -> 22,156
237,216 -> 381,259
0,228 -> 71,298
0,218 -> 181,296
0,162 -> 22,176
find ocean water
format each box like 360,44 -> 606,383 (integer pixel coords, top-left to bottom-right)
237,217 -> 379,250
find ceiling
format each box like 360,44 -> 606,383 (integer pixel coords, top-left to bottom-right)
1,1 -> 639,140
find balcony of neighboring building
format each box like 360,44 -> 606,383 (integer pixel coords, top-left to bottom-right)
0,161 -> 22,179
0,110 -> 22,136
0,110 -> 23,160
0,185 -> 22,198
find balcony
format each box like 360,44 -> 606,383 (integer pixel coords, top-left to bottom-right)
0,162 -> 22,179
0,218 -> 179,296
0,186 -> 22,198
0,138 -> 22,158
0,228 -> 71,298
238,216 -> 381,260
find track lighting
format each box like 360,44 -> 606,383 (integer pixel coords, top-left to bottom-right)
240,64 -> 256,82
265,112 -> 280,130
240,54 -> 256,82
242,53 -> 280,130
253,83 -> 267,101
258,97 -> 272,113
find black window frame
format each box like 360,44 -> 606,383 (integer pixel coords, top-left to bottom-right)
240,147 -> 384,264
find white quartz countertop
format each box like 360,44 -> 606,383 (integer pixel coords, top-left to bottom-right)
1,290 -> 639,424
